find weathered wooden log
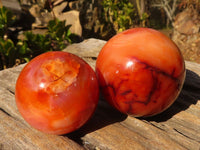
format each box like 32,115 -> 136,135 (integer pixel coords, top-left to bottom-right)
0,38 -> 200,150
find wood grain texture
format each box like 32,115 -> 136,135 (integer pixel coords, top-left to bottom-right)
0,38 -> 200,150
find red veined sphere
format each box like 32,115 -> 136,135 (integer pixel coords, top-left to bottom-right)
15,51 -> 99,135
96,28 -> 185,117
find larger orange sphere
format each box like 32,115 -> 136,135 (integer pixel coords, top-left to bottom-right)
96,28 -> 185,117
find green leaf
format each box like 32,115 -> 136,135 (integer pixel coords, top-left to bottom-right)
17,41 -> 27,55
23,57 -> 30,62
3,39 -> 15,56
0,6 -> 16,36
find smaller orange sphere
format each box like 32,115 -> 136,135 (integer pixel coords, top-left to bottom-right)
96,28 -> 185,117
15,51 -> 99,135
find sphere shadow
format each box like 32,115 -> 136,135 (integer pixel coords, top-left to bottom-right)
65,94 -> 127,144
144,69 -> 200,122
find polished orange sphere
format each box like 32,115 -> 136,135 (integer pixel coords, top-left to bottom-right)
96,28 -> 185,117
15,51 -> 99,135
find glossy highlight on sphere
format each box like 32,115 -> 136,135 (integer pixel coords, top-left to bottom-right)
15,51 -> 99,135
96,28 -> 185,117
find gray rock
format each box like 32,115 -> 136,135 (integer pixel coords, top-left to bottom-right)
29,4 -> 54,28
63,38 -> 106,58
63,38 -> 106,69
53,1 -> 68,17
29,4 -> 41,19
53,0 -> 65,6
57,10 -> 82,36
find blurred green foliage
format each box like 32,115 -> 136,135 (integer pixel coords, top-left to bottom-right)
101,0 -> 137,33
0,7 -> 17,69
22,19 -> 73,59
0,38 -> 17,69
0,6 -> 16,37
0,6 -> 74,70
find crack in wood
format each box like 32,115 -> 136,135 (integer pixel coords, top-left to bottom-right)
0,108 -> 12,117
173,128 -> 200,143
147,122 -> 166,131
7,88 -> 15,95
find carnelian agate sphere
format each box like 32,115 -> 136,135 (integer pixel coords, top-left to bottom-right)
15,51 -> 99,135
96,28 -> 185,117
